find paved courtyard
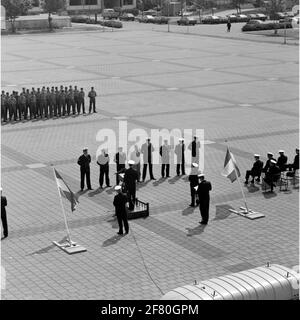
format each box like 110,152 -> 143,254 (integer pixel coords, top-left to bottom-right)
1,24 -> 299,300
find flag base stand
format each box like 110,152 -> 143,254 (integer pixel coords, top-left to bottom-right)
229,207 -> 265,220
53,240 -> 87,254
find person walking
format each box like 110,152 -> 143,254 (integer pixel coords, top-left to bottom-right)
188,163 -> 199,207
77,147 -> 93,191
97,149 -> 111,188
1,187 -> 8,239
160,139 -> 171,178
124,160 -> 138,211
113,185 -> 129,235
141,138 -> 156,181
197,173 -> 212,225
88,87 -> 97,113
175,138 -> 186,176
227,19 -> 231,32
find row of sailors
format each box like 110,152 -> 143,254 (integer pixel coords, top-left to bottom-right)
1,86 -> 97,122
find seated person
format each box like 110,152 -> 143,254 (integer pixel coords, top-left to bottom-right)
277,150 -> 288,171
262,152 -> 275,173
245,154 -> 264,184
264,159 -> 281,192
286,148 -> 299,176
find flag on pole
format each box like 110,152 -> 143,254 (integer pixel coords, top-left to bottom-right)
54,168 -> 79,212
222,147 -> 241,183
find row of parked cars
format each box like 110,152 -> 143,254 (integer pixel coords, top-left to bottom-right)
202,13 -> 267,24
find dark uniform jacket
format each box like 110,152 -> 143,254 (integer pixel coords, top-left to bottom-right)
266,165 -> 281,179
251,159 -> 264,176
188,174 -> 199,187
277,155 -> 288,171
263,158 -> 275,172
1,196 -> 7,215
124,167 -> 138,190
113,192 -> 128,215
77,154 -> 91,171
197,180 -> 212,202
293,154 -> 299,171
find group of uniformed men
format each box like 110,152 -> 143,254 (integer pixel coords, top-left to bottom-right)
244,148 -> 299,192
1,86 -> 98,122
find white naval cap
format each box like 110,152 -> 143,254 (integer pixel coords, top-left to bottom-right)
254,154 -> 260,157
178,138 -> 184,141
192,163 -> 198,168
114,185 -> 122,191
278,150 -> 285,153
270,159 -> 277,164
267,152 -> 273,156
198,173 -> 205,178
128,160 -> 135,165
83,147 -> 88,151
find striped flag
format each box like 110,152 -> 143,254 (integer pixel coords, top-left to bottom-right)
222,147 -> 241,183
54,168 -> 79,212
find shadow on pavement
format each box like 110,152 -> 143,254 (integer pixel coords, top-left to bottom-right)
182,206 -> 197,216
246,184 -> 260,193
106,186 -> 116,195
102,234 -> 124,247
152,177 -> 166,187
214,204 -> 234,220
262,191 -> 277,199
27,236 -> 68,255
186,224 -> 207,236
75,189 -> 88,199
168,175 -> 181,184
87,187 -> 105,197
136,180 -> 151,189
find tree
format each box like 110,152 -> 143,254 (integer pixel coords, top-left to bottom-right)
2,0 -> 32,33
42,0 -> 66,30
232,0 -> 245,14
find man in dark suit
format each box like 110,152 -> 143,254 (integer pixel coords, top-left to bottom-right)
97,148 -> 111,188
264,159 -> 281,192
113,185 -> 129,235
188,136 -> 201,165
245,154 -> 264,184
262,152 -> 275,173
114,147 -> 126,185
287,148 -> 299,176
124,160 -> 139,211
1,187 -> 8,239
188,163 -> 199,207
277,150 -> 288,171
175,138 -> 186,176
77,147 -> 93,191
197,174 -> 212,225
141,138 -> 156,181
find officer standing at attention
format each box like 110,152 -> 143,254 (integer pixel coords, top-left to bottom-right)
1,187 -> 8,239
130,145 -> 141,182
175,138 -> 186,176
113,185 -> 129,235
188,163 -> 199,207
88,87 -> 97,113
114,147 -> 127,185
197,173 -> 212,225
78,88 -> 85,114
124,160 -> 139,211
29,90 -> 37,119
97,148 -> 111,189
141,138 -> 156,181
160,139 -> 171,178
1,91 -> 6,122
36,88 -> 41,118
188,136 -> 201,165
77,147 -> 93,191
74,85 -> 79,114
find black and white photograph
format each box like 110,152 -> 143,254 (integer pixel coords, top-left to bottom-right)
0,0 -> 299,310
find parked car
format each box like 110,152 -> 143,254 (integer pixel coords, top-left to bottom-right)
177,16 -> 197,25
138,15 -> 155,23
247,13 -> 259,20
143,10 -> 158,16
273,12 -> 285,20
217,16 -> 228,24
245,19 -> 263,25
227,14 -> 237,22
102,8 -> 119,20
236,14 -> 249,22
153,16 -> 169,24
255,13 -> 267,21
119,13 -> 135,21
202,15 -> 220,24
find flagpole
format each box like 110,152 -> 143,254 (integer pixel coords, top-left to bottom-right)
226,144 -> 250,213
53,168 -> 73,245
